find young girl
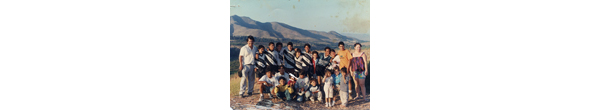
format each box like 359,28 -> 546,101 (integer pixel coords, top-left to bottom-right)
349,43 -> 369,101
322,70 -> 334,107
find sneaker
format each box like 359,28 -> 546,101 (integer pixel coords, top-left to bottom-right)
331,102 -> 335,107
258,97 -> 264,101
239,94 -> 245,98
247,92 -> 253,96
325,103 -> 329,107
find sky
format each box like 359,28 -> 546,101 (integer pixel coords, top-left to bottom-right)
230,0 -> 370,35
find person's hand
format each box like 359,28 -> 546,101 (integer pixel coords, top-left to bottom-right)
239,65 -> 243,71
365,71 -> 369,76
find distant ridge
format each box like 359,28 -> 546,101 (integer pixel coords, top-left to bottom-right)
230,15 -> 364,44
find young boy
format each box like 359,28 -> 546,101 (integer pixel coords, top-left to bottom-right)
338,67 -> 351,107
274,77 -> 294,102
323,70 -> 334,107
332,68 -> 341,105
311,51 -> 320,84
295,71 -> 310,102
317,47 -> 332,85
255,67 -> 278,101
254,45 -> 267,82
306,79 -> 322,102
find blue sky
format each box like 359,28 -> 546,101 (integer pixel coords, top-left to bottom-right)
230,0 -> 370,35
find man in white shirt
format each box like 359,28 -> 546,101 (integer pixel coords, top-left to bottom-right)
239,35 -> 257,98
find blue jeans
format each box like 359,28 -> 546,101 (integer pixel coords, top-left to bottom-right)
276,89 -> 292,101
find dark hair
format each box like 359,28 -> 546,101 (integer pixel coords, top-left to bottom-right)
287,42 -> 293,46
247,35 -> 254,42
297,71 -> 303,76
278,77 -> 286,82
338,41 -> 345,46
330,49 -> 335,53
269,42 -> 274,46
324,47 -> 331,51
311,51 -> 319,58
266,66 -> 276,73
258,45 -> 265,49
354,43 -> 362,47
309,79 -> 316,83
341,67 -> 347,73
304,43 -> 311,48
276,42 -> 283,47
294,48 -> 300,52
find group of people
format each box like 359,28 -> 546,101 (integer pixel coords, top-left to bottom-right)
238,35 -> 369,107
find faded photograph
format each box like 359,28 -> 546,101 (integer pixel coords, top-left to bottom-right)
230,0 -> 370,109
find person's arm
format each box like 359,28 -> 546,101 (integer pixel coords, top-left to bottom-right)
362,53 -> 368,75
274,85 -> 280,93
239,48 -> 245,70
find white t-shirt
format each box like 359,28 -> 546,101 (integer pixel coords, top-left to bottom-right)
276,71 -> 290,82
259,75 -> 279,86
239,44 -> 257,65
295,77 -> 309,94
328,55 -> 340,70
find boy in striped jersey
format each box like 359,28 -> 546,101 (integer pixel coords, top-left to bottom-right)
282,42 -> 297,75
300,44 -> 313,78
265,42 -> 281,72
254,45 -> 267,82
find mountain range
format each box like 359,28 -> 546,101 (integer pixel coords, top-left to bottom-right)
230,15 -> 365,44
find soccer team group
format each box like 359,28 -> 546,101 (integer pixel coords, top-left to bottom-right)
238,35 -> 369,107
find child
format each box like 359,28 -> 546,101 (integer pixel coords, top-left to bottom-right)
306,79 -> 322,102
311,51 -> 320,84
254,45 -> 267,82
332,68 -> 341,105
323,70 -> 334,107
295,71 -> 310,102
274,77 -> 294,102
294,50 -> 303,76
255,68 -> 278,101
338,67 -> 351,107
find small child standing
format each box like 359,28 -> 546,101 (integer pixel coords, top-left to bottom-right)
338,67 -> 351,107
306,79 -> 322,102
323,70 -> 334,107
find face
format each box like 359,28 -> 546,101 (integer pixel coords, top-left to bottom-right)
279,79 -> 286,85
311,81 -> 316,86
269,44 -> 274,51
266,72 -> 272,78
277,45 -> 282,51
299,74 -> 304,78
304,46 -> 310,52
312,53 -> 317,59
334,70 -> 339,75
287,45 -> 293,50
338,44 -> 345,50
258,48 -> 264,54
325,49 -> 330,56
354,45 -> 361,52
247,39 -> 254,47
295,52 -> 301,57
330,51 -> 335,57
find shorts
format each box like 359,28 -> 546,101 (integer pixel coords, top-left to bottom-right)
255,68 -> 265,79
262,86 -> 274,93
315,65 -> 327,77
355,71 -> 366,79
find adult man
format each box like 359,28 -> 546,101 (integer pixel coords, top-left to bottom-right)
239,35 -> 257,98
336,41 -> 354,97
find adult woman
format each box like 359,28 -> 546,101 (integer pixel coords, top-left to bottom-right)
349,43 -> 369,101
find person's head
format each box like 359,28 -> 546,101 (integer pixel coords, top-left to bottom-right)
298,71 -> 304,78
354,43 -> 362,52
311,51 -> 319,60
279,77 -> 286,86
247,35 -> 255,46
266,68 -> 273,78
287,42 -> 293,50
324,47 -> 331,56
268,42 -> 275,51
330,49 -> 336,57
334,68 -> 340,75
338,41 -> 345,50
276,42 -> 283,51
258,45 -> 265,54
325,70 -> 332,77
294,48 -> 300,52
279,66 -> 285,73
341,67 -> 347,75
304,43 -> 311,52
294,50 -> 301,57
310,79 -> 317,86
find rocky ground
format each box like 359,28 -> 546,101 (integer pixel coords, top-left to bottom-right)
230,91 -> 370,110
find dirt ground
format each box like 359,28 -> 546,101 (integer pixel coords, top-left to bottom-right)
230,83 -> 370,110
